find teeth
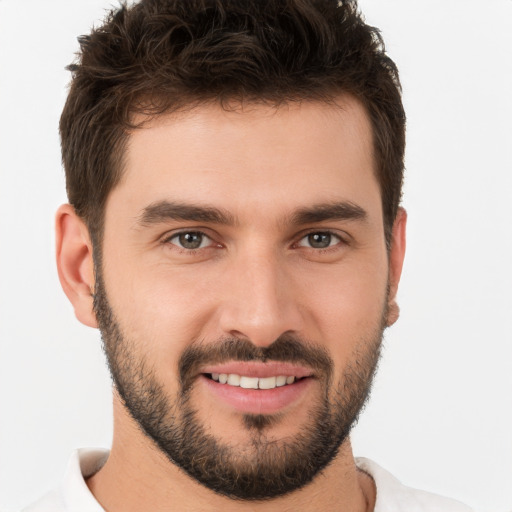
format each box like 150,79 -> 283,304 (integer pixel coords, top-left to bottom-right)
276,375 -> 287,387
240,376 -> 259,389
210,373 -> 297,389
227,374 -> 241,386
258,376 -> 276,389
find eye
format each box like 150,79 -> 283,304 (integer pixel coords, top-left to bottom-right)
297,232 -> 342,249
167,231 -> 212,250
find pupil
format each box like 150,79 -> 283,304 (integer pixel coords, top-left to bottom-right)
308,233 -> 331,248
179,232 -> 202,249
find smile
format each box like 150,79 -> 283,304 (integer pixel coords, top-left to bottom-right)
199,363 -> 314,415
209,373 -> 297,389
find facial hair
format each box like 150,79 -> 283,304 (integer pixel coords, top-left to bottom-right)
93,270 -> 386,500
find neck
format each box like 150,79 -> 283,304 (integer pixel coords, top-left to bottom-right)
87,395 -> 375,512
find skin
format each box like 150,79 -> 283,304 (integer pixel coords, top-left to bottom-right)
56,96 -> 406,511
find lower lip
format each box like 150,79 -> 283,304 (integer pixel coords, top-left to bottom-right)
200,375 -> 313,415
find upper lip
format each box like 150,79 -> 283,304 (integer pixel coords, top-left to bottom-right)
200,361 -> 313,379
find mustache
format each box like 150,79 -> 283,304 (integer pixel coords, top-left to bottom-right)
179,334 -> 334,392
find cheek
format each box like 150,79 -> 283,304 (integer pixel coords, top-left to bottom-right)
102,251 -> 220,365
301,258 -> 388,360
101,224 -> 389,377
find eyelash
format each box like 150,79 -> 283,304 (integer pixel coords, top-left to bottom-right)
294,230 -> 346,252
162,231 -> 217,255
161,229 -> 348,254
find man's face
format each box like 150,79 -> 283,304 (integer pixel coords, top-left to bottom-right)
95,98 -> 396,499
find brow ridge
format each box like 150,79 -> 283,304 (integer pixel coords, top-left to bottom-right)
137,199 -> 367,227
291,201 -> 368,225
139,200 -> 236,226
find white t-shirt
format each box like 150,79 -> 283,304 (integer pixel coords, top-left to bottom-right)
23,449 -> 474,512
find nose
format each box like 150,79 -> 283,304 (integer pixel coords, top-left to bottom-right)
218,246 -> 304,347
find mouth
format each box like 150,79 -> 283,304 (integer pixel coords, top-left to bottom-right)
198,362 -> 314,415
206,372 -> 303,389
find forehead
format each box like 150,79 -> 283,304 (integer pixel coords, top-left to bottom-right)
112,97 -> 381,224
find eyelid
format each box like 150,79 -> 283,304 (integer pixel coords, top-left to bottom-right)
293,229 -> 348,249
159,227 -> 349,251
161,228 -> 219,250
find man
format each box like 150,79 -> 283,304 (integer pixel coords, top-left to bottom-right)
25,0 -> 474,510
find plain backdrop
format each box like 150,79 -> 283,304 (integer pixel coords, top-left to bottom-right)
0,1 -> 511,511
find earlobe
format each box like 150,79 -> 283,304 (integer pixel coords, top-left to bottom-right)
386,207 -> 407,327
55,204 -> 98,328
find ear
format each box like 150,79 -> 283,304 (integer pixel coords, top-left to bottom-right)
55,204 -> 98,328
386,207 -> 407,327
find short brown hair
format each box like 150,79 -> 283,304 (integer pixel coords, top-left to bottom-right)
60,0 -> 405,247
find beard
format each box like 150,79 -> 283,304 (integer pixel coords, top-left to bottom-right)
93,270 -> 386,500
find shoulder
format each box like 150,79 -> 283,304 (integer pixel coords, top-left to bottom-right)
356,457 -> 475,512
21,448 -> 108,512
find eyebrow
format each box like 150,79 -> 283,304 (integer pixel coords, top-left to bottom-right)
137,199 -> 367,227
290,201 -> 368,225
138,200 -> 236,226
